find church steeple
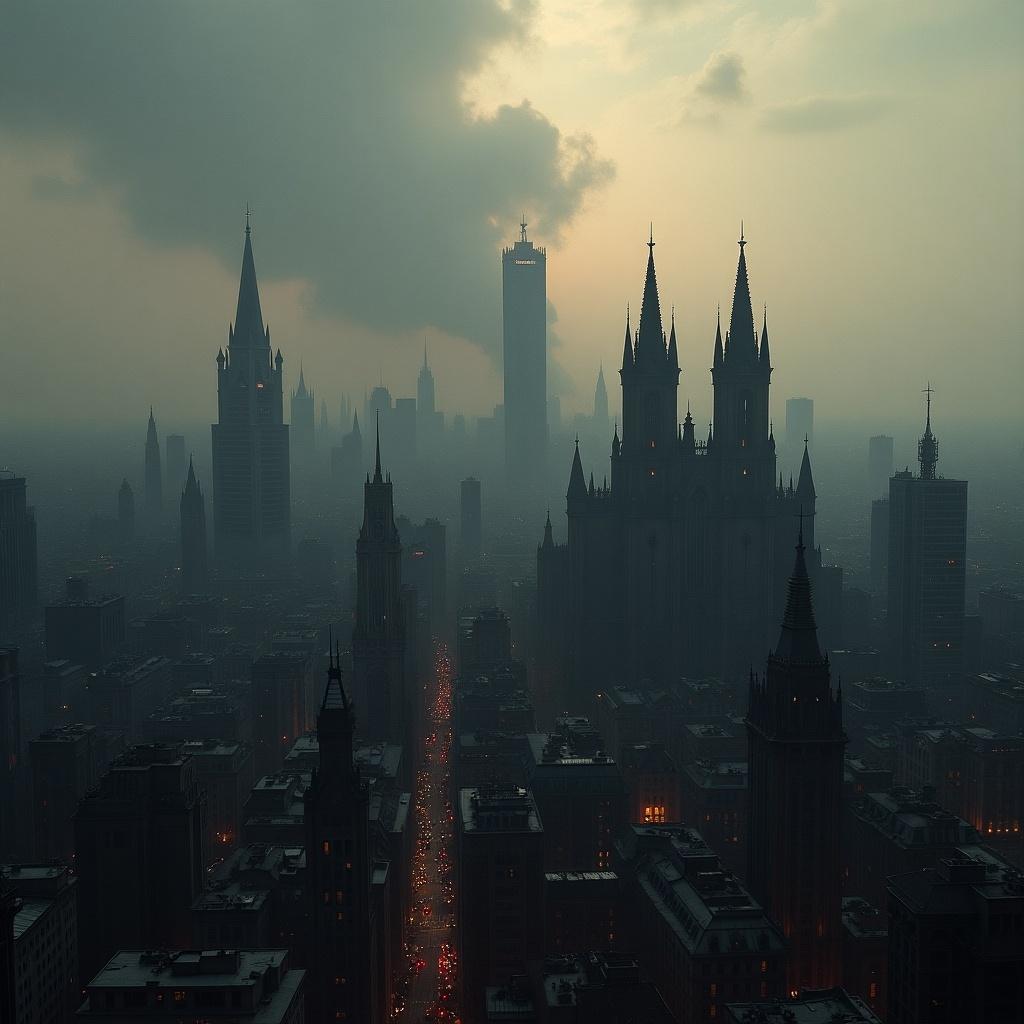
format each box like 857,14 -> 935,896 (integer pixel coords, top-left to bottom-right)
542,510 -> 554,550
759,305 -> 771,370
567,438 -> 587,503
667,307 -> 679,372
634,229 -> 666,368
620,306 -> 634,372
233,215 -> 266,348
726,227 -> 757,364
797,440 -> 816,501
713,306 -> 724,369
773,519 -> 823,663
373,413 -> 383,484
917,384 -> 939,480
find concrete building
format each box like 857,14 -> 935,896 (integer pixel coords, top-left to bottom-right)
76,949 -> 305,1023
868,434 -> 894,500
251,651 -> 315,777
45,579 -> 125,671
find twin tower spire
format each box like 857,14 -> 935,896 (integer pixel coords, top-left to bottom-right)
622,227 -> 771,375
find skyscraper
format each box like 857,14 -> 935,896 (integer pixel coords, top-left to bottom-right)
304,652 -> 379,1024
417,344 -> 435,418
868,434 -> 894,499
211,218 -> 290,564
502,218 -> 547,486
117,478 -> 134,543
0,472 -> 37,635
180,457 -> 208,594
351,424 -> 405,744
887,389 -> 967,686
785,396 -> 814,449
746,525 -> 845,992
460,476 -> 482,562
290,364 -> 315,452
144,408 -> 162,520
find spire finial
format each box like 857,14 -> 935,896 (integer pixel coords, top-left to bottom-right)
671,304 -> 675,326
574,434 -> 580,447
804,433 -> 809,448
648,223 -> 654,250
923,381 -> 933,430
520,214 -> 528,243
374,411 -> 382,481
245,203 -> 251,235
739,220 -> 745,247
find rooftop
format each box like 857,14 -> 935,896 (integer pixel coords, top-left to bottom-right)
460,785 -> 543,834
725,987 -> 882,1023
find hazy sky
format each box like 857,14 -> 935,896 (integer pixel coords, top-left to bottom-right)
1,1 -> 1021,432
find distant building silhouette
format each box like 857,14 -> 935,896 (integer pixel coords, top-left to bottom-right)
304,652 -> 380,1024
180,457 -> 208,593
211,219 -> 290,564
886,390 -> 967,686
0,472 -> 37,635
868,434 -> 894,499
593,363 -> 609,431
352,424 -> 406,745
116,478 -> 134,543
870,498 -> 889,599
290,364 -> 315,452
540,231 -> 841,694
502,218 -> 547,488
746,524 -> 845,991
785,396 -> 814,449
460,476 -> 482,561
331,412 -> 363,492
417,345 -> 443,450
144,408 -> 162,520
0,649 -> 19,861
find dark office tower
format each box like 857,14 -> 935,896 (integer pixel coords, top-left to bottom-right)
117,478 -> 134,543
887,390 -> 967,686
502,218 -> 547,486
868,434 -> 894,499
165,433 -> 187,495
290,364 -> 315,452
74,745 -> 205,981
786,396 -> 814,449
870,498 -> 889,599
352,426 -> 405,744
593,362 -> 609,430
0,650 -> 19,861
211,218 -> 290,565
144,408 -> 163,520
747,528 -> 845,991
460,476 -> 482,561
0,472 -> 37,635
180,457 -> 208,594
304,654 -> 378,1024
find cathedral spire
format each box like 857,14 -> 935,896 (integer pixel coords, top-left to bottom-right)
759,304 -> 771,369
567,437 -> 587,501
184,454 -> 200,495
373,412 -> 383,483
797,438 -> 816,500
667,306 -> 679,371
774,515 -> 823,663
726,227 -> 757,363
542,510 -> 554,549
233,214 -> 266,347
296,362 -> 308,397
621,305 -> 634,372
635,229 -> 666,367
713,306 -> 724,369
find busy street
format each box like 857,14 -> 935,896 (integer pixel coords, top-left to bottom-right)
396,642 -> 460,1023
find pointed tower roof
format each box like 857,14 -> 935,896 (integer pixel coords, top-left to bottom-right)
612,421 -> 620,458
596,362 -> 606,393
542,510 -> 554,549
667,307 -> 679,371
759,304 -> 771,369
621,306 -> 634,372
322,640 -> 349,712
567,438 -> 587,500
146,407 -> 158,442
797,439 -> 816,500
233,216 -> 266,347
713,306 -> 724,369
588,472 -> 596,497
635,229 -> 666,368
726,227 -> 757,363
918,384 -> 939,480
295,363 -> 308,397
373,413 -> 383,483
351,410 -> 361,439
184,455 -> 201,496
774,518 -> 823,663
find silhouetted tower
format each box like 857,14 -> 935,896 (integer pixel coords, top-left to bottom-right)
746,524 -> 845,992
502,217 -> 547,487
211,216 -> 290,563
418,344 -> 436,417
117,478 -> 135,543
352,421 -> 405,744
460,476 -> 482,561
887,388 -> 967,685
144,408 -> 162,519
180,457 -> 208,593
304,650 -> 378,1024
593,363 -> 609,430
291,364 -> 315,452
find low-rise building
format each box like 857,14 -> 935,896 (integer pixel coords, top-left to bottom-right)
724,987 -> 882,1023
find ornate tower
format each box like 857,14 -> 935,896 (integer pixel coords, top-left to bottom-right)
211,217 -> 290,564
180,456 -> 208,593
304,650 -> 378,1024
746,525 -> 845,991
144,408 -> 162,520
351,421 -> 405,744
290,364 -> 315,452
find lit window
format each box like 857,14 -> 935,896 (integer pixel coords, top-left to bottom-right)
710,984 -> 717,996
869,983 -> 877,999
648,468 -> 656,477
173,991 -> 186,1004
322,841 -> 330,855
760,960 -> 768,974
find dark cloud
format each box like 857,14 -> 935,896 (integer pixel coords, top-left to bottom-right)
759,94 -> 891,133
693,52 -> 749,103
0,1 -> 613,355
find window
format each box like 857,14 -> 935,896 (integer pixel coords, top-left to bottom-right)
173,990 -> 186,1004
322,840 -> 331,854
